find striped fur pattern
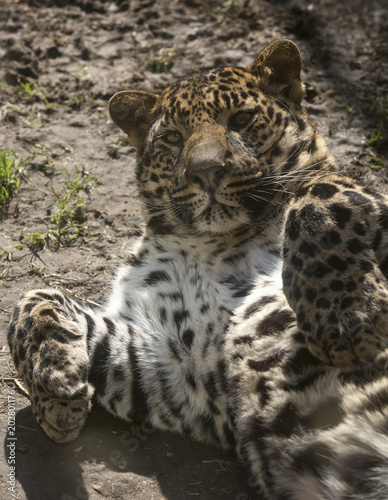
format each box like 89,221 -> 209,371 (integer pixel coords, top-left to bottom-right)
7,40 -> 388,498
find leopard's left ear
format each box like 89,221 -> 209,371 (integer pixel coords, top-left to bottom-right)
109,90 -> 159,148
247,39 -> 304,104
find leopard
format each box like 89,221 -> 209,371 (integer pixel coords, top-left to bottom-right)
7,39 -> 388,499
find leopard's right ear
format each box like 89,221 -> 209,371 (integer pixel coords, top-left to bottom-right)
109,90 -> 159,148
247,39 -> 304,104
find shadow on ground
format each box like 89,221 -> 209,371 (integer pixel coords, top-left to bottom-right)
6,404 -> 257,500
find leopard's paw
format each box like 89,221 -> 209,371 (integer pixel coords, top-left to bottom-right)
294,268 -> 388,366
33,384 -> 93,443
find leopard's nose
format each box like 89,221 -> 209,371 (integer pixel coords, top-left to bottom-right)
189,164 -> 226,193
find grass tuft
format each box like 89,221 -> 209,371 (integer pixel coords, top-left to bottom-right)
0,149 -> 28,214
24,164 -> 101,250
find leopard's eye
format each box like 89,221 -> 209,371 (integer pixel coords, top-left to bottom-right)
230,111 -> 253,128
163,131 -> 183,145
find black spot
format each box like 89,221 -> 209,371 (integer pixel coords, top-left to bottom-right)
36,291 -> 66,304
244,295 -> 277,319
233,286 -> 253,298
285,209 -> 300,240
17,343 -> 26,363
234,335 -> 253,345
200,304 -> 210,314
256,309 -> 295,337
307,135 -> 318,154
256,376 -> 271,406
344,190 -> 371,207
290,255 -> 303,270
319,231 -> 341,249
159,307 -> 167,324
292,331 -> 305,343
357,385 -> 388,413
295,116 -> 306,131
144,270 -> 171,286
346,238 -> 365,254
328,203 -> 352,229
127,339 -> 149,421
271,401 -> 299,437
85,313 -> 96,350
294,186 -> 309,199
204,371 -> 219,399
39,308 -> 60,322
89,335 -> 110,396
340,297 -> 354,309
306,261 -> 332,278
113,365 -> 125,381
108,391 -> 123,413
353,221 -> 367,236
293,286 -> 302,301
248,351 -> 285,372
275,112 -> 282,126
103,317 -> 116,336
372,228 -> 382,250
330,279 -> 344,291
316,298 -> 331,309
285,346 -> 321,375
327,255 -> 348,272
181,328 -> 195,348
311,183 -> 339,200
304,288 -> 317,304
299,241 -> 318,257
174,309 -> 190,329
223,252 -> 247,264
328,312 -> 338,324
360,261 -> 374,273
169,339 -> 182,360
299,204 -> 327,234
293,442 -> 335,475
218,359 -> 229,393
50,325 -> 80,344
207,398 -> 221,415
186,373 -> 197,389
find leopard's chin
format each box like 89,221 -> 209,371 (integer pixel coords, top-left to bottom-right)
192,203 -> 251,235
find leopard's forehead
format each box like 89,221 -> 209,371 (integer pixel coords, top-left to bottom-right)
159,67 -> 261,113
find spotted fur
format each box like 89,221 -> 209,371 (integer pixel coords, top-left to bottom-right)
7,40 -> 388,498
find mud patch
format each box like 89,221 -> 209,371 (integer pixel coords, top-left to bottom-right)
0,0 -> 387,498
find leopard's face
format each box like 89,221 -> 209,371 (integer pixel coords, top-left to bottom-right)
109,40 -> 331,235
139,70 -> 299,234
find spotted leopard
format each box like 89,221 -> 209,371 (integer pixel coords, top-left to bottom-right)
8,40 -> 388,499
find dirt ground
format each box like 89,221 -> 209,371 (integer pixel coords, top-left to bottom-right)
0,0 -> 387,498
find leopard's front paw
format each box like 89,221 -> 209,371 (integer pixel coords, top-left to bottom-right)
8,293 -> 94,441
32,385 -> 93,443
284,260 -> 388,366
28,340 -> 94,442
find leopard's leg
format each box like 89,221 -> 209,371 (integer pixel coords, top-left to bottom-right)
7,289 -> 96,442
237,350 -> 388,500
282,174 -> 388,366
228,312 -> 388,500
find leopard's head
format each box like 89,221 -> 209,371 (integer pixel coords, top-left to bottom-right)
109,39 -> 332,235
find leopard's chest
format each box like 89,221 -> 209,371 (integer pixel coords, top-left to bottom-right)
106,233 -> 282,337
102,233 -> 283,444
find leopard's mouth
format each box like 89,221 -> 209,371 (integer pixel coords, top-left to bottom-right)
171,169 -> 275,232
173,193 -> 252,233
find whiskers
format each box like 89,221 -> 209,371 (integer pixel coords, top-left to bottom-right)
244,190 -> 279,207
